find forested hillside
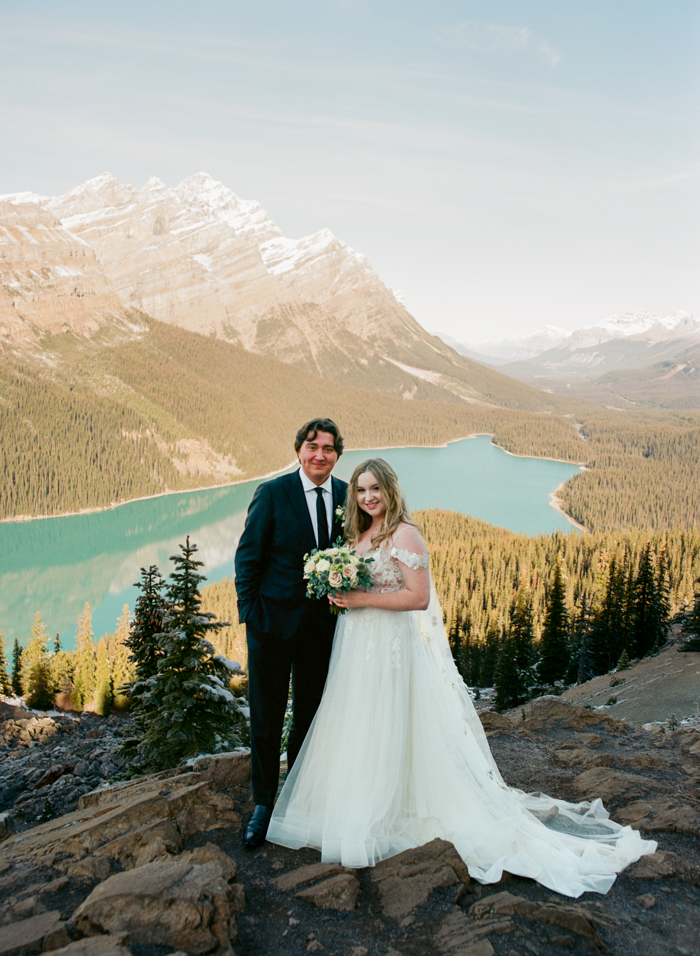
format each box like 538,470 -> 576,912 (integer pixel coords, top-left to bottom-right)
2,317 -> 700,532
559,411 -> 700,530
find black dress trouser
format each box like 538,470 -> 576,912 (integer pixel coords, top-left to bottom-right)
246,614 -> 335,808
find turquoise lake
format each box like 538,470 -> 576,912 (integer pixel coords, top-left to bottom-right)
0,436 -> 581,649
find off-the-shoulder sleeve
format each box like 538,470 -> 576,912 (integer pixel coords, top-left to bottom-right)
390,525 -> 430,570
390,547 -> 430,569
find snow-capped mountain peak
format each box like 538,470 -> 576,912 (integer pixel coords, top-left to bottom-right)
596,311 -> 695,338
0,189 -> 50,205
170,172 -> 281,244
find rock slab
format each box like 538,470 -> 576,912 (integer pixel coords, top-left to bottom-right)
73,858 -> 239,954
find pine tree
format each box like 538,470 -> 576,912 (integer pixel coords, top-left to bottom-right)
137,538 -> 242,770
680,582 -> 700,651
11,639 -> 23,696
71,603 -> 96,711
50,649 -> 75,696
479,627 -> 501,688
572,596 -> 594,683
94,638 -> 112,717
21,613 -> 50,694
21,614 -> 54,710
121,567 -> 168,723
588,557 -> 627,676
494,631 -> 519,712
27,656 -> 54,710
0,631 -> 12,696
109,605 -> 134,710
538,561 -> 570,685
630,545 -> 669,658
495,589 -> 536,710
54,634 -> 61,654
654,546 -> 672,652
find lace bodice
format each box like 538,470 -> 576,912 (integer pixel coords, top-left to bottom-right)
364,528 -> 430,593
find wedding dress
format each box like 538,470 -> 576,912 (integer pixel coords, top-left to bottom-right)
267,527 -> 656,897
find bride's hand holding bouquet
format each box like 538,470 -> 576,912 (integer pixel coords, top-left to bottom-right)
303,541 -> 373,615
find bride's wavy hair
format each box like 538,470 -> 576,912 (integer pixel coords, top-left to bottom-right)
344,458 -> 417,548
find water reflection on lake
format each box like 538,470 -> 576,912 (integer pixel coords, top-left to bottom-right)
0,436 -> 581,649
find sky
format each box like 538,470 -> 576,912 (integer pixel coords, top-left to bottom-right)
1,0 -> 698,343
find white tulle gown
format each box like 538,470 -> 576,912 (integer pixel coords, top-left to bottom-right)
267,527 -> 656,898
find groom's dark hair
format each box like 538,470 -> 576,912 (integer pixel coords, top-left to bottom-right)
295,418 -> 344,457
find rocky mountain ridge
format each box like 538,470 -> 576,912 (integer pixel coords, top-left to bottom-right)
1,173 -> 538,407
459,312 -> 700,385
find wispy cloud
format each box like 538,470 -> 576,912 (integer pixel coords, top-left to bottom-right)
437,21 -> 561,67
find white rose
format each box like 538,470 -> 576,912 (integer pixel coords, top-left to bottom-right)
326,547 -> 339,556
304,560 -> 316,575
328,569 -> 343,588
316,558 -> 331,573
343,565 -> 358,583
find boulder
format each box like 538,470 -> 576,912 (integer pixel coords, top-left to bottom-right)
553,747 -> 610,769
573,767 -> 661,802
66,857 -> 113,881
613,798 -> 700,836
478,713 -> 513,733
0,911 -> 69,956
273,862 -> 348,893
178,843 -> 238,883
73,859 -> 239,954
626,850 -> 700,885
48,939 -> 131,956
0,702 -> 29,721
0,813 -> 14,843
192,751 -> 251,790
371,839 -> 469,921
469,890 -> 603,946
295,873 -> 360,912
436,907 -> 513,955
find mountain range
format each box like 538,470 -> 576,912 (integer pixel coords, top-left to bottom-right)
0,172 -> 548,410
442,312 -> 700,377
438,313 -> 700,408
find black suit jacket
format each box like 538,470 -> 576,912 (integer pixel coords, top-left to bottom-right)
234,470 -> 348,640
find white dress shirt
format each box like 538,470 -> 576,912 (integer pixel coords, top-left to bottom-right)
298,468 -> 334,547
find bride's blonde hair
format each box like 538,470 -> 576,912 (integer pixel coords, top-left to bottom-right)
344,458 -> 417,548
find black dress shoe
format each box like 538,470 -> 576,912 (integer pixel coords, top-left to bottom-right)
244,804 -> 273,847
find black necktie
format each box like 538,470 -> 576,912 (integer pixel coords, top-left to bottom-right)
315,487 -> 329,550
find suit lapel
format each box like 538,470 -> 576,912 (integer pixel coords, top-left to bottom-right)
284,470 -> 316,551
331,476 -> 347,542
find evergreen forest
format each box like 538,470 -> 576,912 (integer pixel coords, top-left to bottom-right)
1,317 -> 700,533
3,519 -> 700,722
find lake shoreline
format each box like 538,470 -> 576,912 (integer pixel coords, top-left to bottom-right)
1,433 -> 584,531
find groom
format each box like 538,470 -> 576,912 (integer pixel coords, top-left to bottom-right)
235,417 -> 347,846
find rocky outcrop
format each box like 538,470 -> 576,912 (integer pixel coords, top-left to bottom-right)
0,202 -> 125,349
371,839 -> 470,923
0,712 -> 128,829
0,698 -> 699,956
0,910 -> 70,955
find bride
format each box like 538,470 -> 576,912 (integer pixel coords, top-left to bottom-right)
266,458 -> 656,897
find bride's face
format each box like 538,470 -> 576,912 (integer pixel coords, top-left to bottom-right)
356,471 -> 386,519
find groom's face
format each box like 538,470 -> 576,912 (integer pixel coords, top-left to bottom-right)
298,430 -> 338,485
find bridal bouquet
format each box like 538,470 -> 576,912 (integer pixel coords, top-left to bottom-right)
303,542 -> 373,615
